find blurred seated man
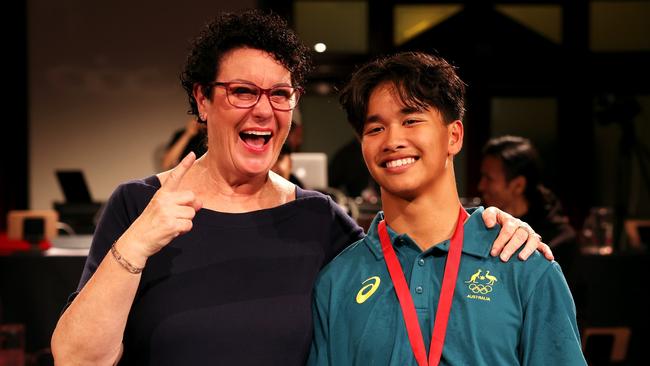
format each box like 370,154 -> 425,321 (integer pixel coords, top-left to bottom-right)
162,117 -> 207,170
286,108 -> 304,152
272,143 -> 304,188
329,138 -> 379,200
479,135 -> 578,270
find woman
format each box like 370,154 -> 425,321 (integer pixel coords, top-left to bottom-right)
51,10 -> 550,366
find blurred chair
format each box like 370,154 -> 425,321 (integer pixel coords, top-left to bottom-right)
623,219 -> 650,251
582,326 -> 631,365
7,210 -> 58,243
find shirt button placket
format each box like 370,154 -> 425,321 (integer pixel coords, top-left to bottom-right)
412,254 -> 427,307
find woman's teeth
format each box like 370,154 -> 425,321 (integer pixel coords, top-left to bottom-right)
240,131 -> 272,146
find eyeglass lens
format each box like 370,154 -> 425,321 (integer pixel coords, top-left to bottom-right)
226,82 -> 298,111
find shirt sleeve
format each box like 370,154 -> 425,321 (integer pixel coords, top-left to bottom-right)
519,263 -> 587,365
327,196 -> 365,261
307,276 -> 332,366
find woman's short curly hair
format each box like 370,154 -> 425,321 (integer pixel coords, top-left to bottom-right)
180,9 -> 312,119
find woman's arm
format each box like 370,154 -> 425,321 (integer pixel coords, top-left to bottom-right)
51,153 -> 201,365
51,234 -> 147,365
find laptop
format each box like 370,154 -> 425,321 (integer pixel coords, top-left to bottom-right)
56,170 -> 93,203
291,152 -> 328,190
54,170 -> 103,240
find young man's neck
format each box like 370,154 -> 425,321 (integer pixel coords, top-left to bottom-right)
381,177 -> 462,251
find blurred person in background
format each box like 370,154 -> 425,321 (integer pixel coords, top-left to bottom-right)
161,117 -> 207,170
329,138 -> 379,199
479,135 -> 578,270
286,107 -> 304,152
272,142 -> 305,188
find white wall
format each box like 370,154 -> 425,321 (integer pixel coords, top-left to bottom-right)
28,0 -> 255,209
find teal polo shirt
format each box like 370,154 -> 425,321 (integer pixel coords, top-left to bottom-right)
308,207 -> 586,366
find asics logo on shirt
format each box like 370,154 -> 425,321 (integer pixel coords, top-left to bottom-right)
356,276 -> 381,304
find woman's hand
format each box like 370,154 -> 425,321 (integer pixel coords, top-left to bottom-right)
120,152 -> 202,263
482,206 -> 554,262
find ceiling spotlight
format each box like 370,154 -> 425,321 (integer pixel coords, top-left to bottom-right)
315,82 -> 331,95
314,43 -> 327,53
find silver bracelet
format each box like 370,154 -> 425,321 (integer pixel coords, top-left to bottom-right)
110,242 -> 144,274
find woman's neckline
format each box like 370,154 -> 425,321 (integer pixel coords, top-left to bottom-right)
149,174 -> 306,216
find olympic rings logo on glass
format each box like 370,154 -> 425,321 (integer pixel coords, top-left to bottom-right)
208,80 -> 302,111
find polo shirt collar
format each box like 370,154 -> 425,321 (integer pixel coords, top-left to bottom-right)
365,206 -> 499,260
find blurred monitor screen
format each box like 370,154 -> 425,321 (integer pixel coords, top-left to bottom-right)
291,152 -> 328,190
56,170 -> 92,203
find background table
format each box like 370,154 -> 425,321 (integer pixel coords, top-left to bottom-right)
0,253 -> 86,356
566,252 -> 649,365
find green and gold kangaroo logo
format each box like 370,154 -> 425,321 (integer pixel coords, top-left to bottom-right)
465,268 -> 497,295
465,269 -> 482,283
484,271 -> 498,285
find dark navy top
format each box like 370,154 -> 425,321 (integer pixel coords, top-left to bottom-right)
68,175 -> 364,365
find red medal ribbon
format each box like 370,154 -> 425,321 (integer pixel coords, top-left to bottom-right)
378,206 -> 468,366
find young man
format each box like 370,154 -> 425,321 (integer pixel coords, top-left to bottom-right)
308,52 -> 585,365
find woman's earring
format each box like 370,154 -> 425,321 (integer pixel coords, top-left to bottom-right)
200,113 -> 207,121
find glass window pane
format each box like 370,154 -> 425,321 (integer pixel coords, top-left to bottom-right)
490,97 -> 558,180
295,1 -> 368,53
496,5 -> 562,44
394,5 -> 462,46
591,1 -> 650,51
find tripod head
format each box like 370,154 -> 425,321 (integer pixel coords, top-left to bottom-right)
595,94 -> 641,145
595,94 -> 641,125
593,94 -> 649,250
